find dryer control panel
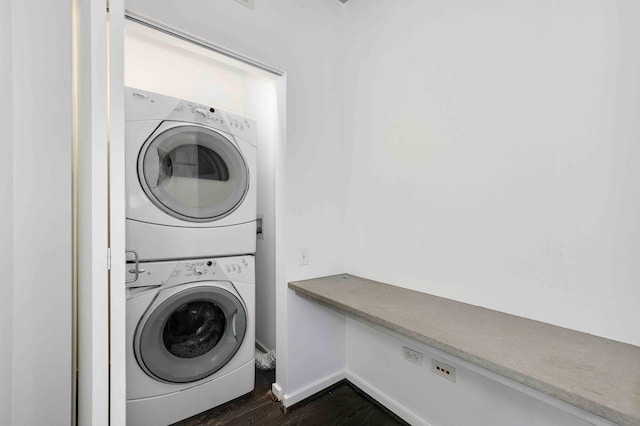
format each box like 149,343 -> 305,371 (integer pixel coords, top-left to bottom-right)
169,101 -> 257,148
124,87 -> 257,147
126,255 -> 255,288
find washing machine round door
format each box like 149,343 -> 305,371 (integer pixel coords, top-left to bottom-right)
138,123 -> 249,222
136,285 -> 247,383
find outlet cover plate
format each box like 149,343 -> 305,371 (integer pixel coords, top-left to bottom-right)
403,346 -> 423,366
432,359 -> 456,383
298,248 -> 309,266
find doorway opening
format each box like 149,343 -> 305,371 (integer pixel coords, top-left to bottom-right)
117,15 -> 285,418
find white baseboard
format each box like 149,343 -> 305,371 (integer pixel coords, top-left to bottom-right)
271,382 -> 284,401
346,370 -> 430,426
278,370 -> 346,407
273,369 -> 429,425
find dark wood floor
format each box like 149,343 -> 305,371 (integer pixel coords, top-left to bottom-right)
174,368 -> 407,426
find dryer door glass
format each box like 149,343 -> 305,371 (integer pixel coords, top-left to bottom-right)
137,285 -> 247,383
139,124 -> 249,222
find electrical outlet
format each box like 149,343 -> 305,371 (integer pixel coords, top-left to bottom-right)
403,346 -> 423,366
298,248 -> 309,266
432,359 -> 456,383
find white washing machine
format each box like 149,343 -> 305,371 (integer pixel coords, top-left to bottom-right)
126,255 -> 255,426
125,87 -> 257,261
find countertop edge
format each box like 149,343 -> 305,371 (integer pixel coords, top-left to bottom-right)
289,276 -> 638,426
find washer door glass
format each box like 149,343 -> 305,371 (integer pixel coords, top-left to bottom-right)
139,124 -> 249,222
137,285 -> 247,383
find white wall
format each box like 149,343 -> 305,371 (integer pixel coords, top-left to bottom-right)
124,20 -> 280,350
0,0 -> 14,423
125,0 -> 348,398
345,318 -> 614,426
343,0 -> 640,346
284,293 -> 345,403
4,1 -> 74,424
248,78 -> 279,351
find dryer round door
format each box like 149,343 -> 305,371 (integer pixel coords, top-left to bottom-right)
138,123 -> 249,222
136,285 -> 247,383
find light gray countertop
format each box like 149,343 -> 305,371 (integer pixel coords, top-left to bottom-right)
289,274 -> 640,426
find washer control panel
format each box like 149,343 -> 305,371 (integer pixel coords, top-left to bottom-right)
170,256 -> 253,284
126,255 -> 255,288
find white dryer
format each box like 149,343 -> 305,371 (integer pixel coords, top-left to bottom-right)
125,87 -> 257,261
126,255 -> 255,426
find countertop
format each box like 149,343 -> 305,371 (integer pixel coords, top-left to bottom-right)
289,274 -> 640,426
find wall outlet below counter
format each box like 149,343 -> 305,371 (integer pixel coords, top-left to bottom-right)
432,359 -> 456,383
403,346 -> 423,366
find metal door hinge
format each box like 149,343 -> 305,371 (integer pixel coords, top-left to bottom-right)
107,247 -> 112,271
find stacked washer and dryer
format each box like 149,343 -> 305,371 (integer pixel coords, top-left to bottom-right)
124,88 -> 258,426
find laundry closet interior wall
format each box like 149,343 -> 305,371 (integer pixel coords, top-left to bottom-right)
125,20 -> 279,351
